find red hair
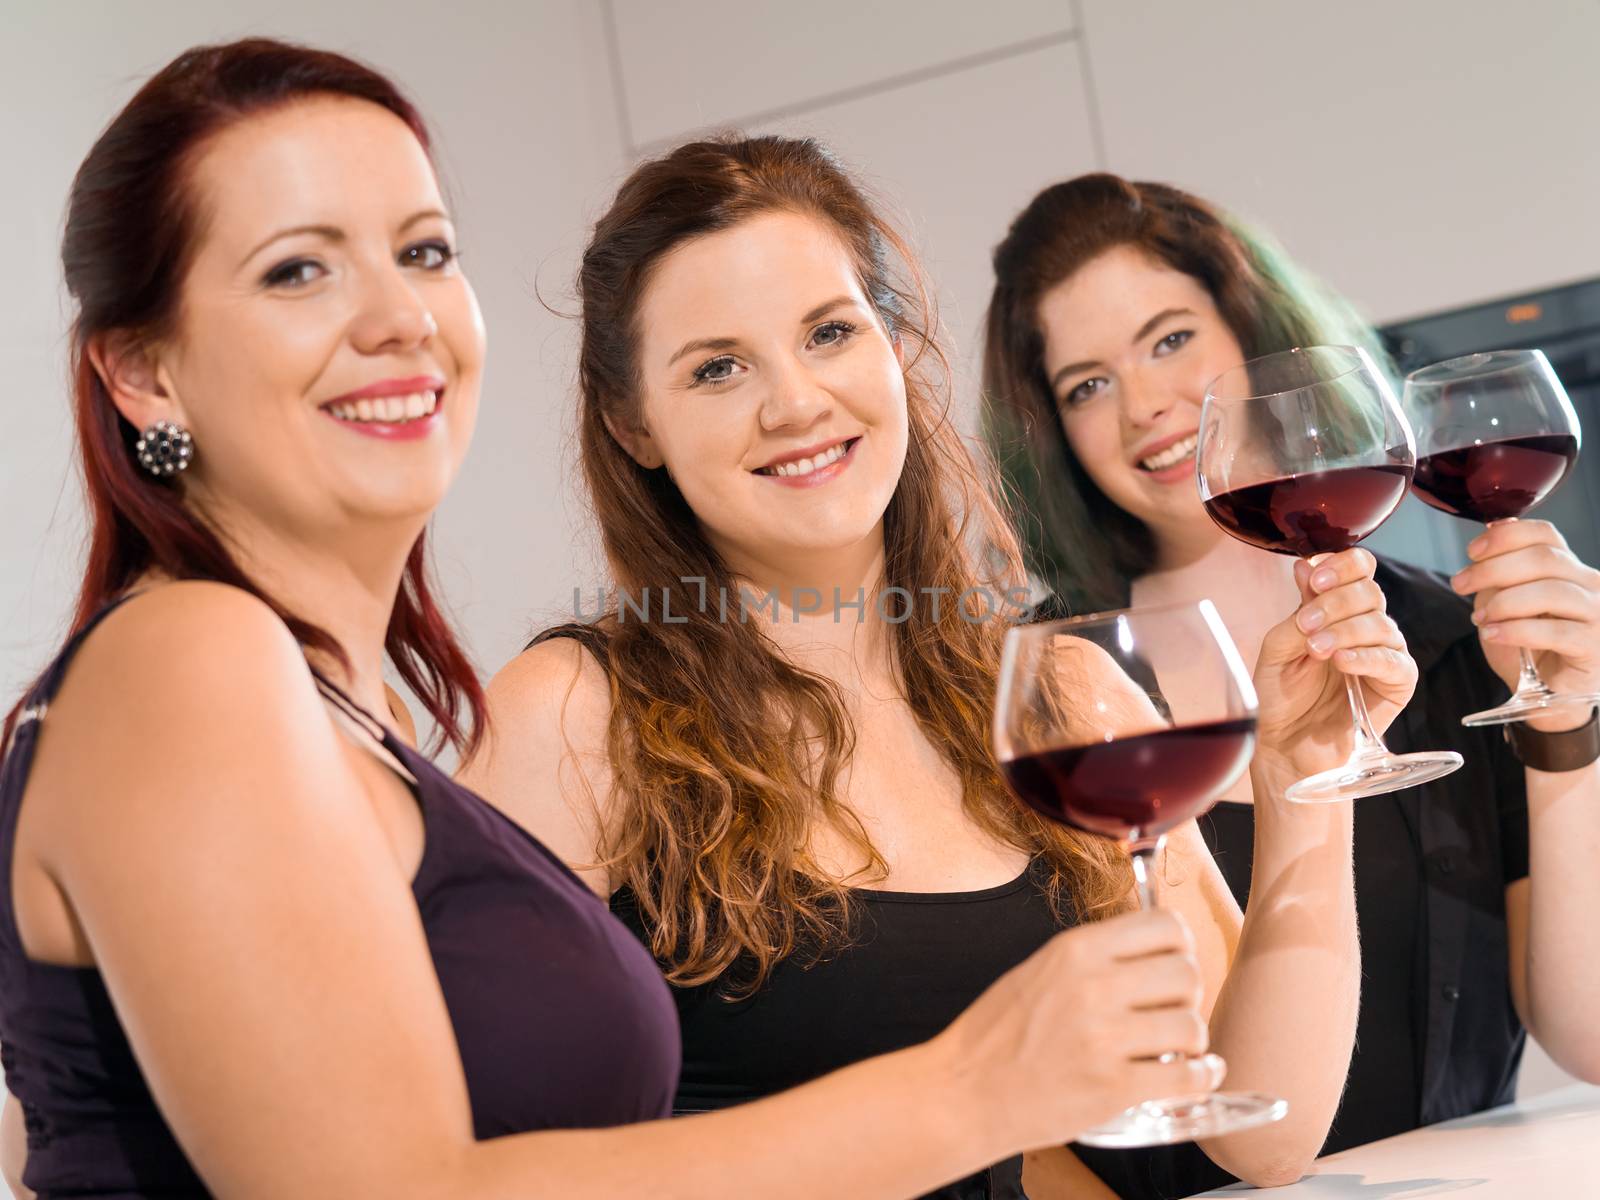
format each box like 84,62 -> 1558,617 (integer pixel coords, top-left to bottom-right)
7,38 -> 483,754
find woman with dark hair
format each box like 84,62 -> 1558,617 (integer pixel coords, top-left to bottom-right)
0,38 -> 1247,1199
983,173 -> 1600,1196
465,135 -> 1414,1199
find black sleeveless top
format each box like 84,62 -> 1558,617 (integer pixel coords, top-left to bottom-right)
0,596 -> 680,1197
612,859 -> 1067,1200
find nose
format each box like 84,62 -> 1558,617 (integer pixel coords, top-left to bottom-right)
1120,367 -> 1176,432
348,262 -> 438,355
759,355 -> 833,432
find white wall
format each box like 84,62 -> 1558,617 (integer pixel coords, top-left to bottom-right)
2,3 -> 1587,1170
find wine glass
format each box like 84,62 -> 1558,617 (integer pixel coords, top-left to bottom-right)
1402,348 -> 1597,725
994,600 -> 1287,1148
1197,345 -> 1463,803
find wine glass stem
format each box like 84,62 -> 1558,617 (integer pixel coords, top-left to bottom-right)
1129,837 -> 1165,912
1344,674 -> 1389,758
1514,647 -> 1552,698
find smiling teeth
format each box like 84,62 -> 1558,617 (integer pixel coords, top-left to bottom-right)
760,440 -> 852,477
327,391 -> 438,423
1141,433 -> 1197,471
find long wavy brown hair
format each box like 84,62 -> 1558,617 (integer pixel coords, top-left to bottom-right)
541,136 -> 1130,996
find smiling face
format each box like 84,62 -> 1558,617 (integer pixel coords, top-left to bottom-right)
122,95 -> 483,547
1036,244 -> 1246,550
623,209 -> 909,580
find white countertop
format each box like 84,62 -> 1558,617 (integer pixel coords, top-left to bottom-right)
1196,1082 -> 1600,1198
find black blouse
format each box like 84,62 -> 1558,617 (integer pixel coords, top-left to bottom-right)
1080,558 -> 1531,1199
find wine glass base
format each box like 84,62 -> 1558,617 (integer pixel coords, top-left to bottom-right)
1285,750 -> 1463,804
1461,689 -> 1600,728
1076,1090 -> 1288,1149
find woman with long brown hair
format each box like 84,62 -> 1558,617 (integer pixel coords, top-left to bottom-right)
466,135 -> 1409,1198
983,173 -> 1600,1197
0,41 -> 1228,1198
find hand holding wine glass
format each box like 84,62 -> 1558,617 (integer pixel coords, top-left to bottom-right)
1448,519 -> 1600,732
1198,344 -> 1462,802
1403,349 -> 1600,726
995,601 -> 1286,1147
1251,548 -> 1420,783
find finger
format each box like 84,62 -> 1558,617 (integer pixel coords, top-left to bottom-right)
1111,949 -> 1204,1011
1305,612 -> 1406,660
1122,1008 -> 1209,1060
1466,518 -> 1567,563
1078,908 -> 1194,963
1479,617 -> 1597,661
1305,547 -> 1378,595
1332,645 -> 1418,693
1296,576 -> 1387,637
1474,579 -> 1600,627
1125,1052 -> 1225,1100
1453,541 -> 1600,597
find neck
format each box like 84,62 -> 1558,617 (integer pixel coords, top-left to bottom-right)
186,496 -> 417,721
1133,527 -> 1299,665
721,530 -> 897,690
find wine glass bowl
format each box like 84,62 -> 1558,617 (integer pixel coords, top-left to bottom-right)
995,601 -> 1287,1147
1198,345 -> 1463,802
1402,349 -> 1596,725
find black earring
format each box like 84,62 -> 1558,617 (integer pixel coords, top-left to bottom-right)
135,420 -> 194,478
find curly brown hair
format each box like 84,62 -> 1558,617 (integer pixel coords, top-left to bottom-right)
540,136 -> 1131,996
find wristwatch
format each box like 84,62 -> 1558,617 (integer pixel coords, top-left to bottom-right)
1502,707 -> 1600,772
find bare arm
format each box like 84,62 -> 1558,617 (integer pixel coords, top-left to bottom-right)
26,585 -> 1217,1199
1163,550 -> 1414,1186
1450,519 -> 1600,1080
1508,757 -> 1600,1080
1020,1145 -> 1121,1199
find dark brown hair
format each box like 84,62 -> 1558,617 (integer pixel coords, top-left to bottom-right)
543,136 -> 1130,996
6,38 -> 483,754
983,173 -> 1389,615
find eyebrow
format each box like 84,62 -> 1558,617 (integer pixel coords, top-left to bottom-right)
666,294 -> 863,368
238,207 -> 451,269
1048,306 -> 1198,393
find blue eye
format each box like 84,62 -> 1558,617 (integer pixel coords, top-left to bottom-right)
691,356 -> 737,386
263,258 -> 324,289
1154,330 -> 1193,355
811,320 -> 856,347
402,240 -> 456,270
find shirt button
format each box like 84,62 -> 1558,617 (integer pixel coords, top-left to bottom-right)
1436,854 -> 1456,875
1443,984 -> 1461,1001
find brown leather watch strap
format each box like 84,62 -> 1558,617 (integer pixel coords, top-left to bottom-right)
1503,708 -> 1600,772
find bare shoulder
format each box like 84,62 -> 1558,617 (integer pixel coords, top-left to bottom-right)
31,582 -> 347,834
459,635 -> 617,897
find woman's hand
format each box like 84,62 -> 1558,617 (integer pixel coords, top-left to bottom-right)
934,909 -> 1224,1151
1252,548 -> 1417,779
1452,519 -> 1600,732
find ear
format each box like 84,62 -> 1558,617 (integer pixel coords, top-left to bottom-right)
602,411 -> 665,470
891,328 -> 906,368
87,331 -> 184,432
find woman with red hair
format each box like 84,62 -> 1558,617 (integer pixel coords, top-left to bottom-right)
0,39 -> 1226,1198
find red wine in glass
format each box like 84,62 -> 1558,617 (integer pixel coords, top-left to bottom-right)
1202,463 -> 1413,558
1411,433 -> 1576,523
1402,349 -> 1596,726
1198,344 -> 1462,802
994,600 -> 1287,1147
1001,717 -> 1257,841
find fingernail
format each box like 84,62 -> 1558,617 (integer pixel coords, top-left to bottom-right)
1297,607 -> 1326,633
1468,536 -> 1487,558
1335,648 -> 1360,663
1311,569 -> 1336,591
1481,625 -> 1501,641
1450,571 -> 1469,593
1470,608 -> 1485,625
1309,632 -> 1335,654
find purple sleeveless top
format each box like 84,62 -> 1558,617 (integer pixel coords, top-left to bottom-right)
0,598 -> 679,1196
